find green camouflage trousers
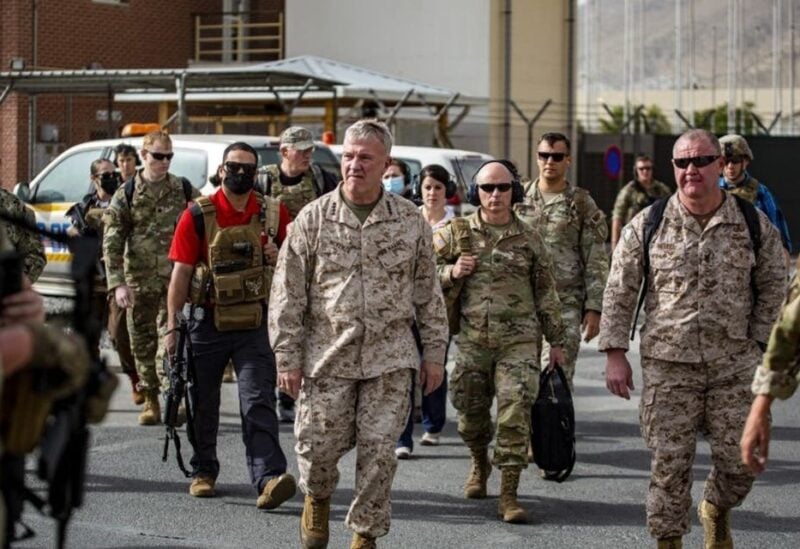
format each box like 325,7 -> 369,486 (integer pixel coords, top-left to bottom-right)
126,285 -> 168,394
640,341 -> 760,539
450,339 -> 539,468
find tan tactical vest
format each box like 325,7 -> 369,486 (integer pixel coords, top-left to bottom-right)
261,164 -> 320,219
190,193 -> 281,331
726,177 -> 760,204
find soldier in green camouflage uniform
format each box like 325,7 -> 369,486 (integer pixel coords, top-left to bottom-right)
257,126 -> 337,220
514,132 -> 609,385
0,188 -> 46,282
434,160 -> 566,524
103,130 -> 199,426
611,155 -> 672,251
741,259 -> 800,476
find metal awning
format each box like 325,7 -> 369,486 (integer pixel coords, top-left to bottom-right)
0,66 -> 342,96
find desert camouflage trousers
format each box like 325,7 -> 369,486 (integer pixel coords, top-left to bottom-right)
295,368 -> 412,539
640,341 -> 761,539
540,303 -> 582,386
126,284 -> 168,394
450,339 -> 539,468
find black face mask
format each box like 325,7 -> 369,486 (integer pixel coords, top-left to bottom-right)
98,172 -> 121,196
223,173 -> 255,195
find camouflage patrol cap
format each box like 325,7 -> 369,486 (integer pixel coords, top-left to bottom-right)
719,134 -> 754,160
280,126 -> 314,150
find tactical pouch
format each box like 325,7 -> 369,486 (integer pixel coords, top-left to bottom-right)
443,277 -> 466,336
213,301 -> 263,331
189,263 -> 211,304
213,266 -> 266,305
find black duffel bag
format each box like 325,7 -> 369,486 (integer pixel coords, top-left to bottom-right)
531,365 -> 576,483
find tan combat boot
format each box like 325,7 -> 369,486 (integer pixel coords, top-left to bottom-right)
300,495 -> 330,549
656,537 -> 683,549
464,449 -> 492,499
497,466 -> 528,524
350,533 -> 377,549
138,391 -> 161,426
698,500 -> 733,549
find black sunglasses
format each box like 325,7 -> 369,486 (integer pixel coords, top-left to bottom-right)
537,152 -> 567,162
477,183 -> 513,193
224,161 -> 258,177
637,166 -> 653,171
147,151 -> 174,161
97,171 -> 121,183
672,155 -> 719,169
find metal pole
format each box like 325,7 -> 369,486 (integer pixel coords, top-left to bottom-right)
175,74 -> 186,133
727,0 -> 736,134
791,0 -> 796,135
675,0 -> 682,131
502,0 -> 512,158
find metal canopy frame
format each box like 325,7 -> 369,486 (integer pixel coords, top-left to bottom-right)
0,66 -> 342,132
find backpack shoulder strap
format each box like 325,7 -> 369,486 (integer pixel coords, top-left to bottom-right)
450,217 -> 472,255
181,177 -> 193,202
190,195 -> 216,243
733,194 -> 761,256
630,196 -> 670,340
124,177 -> 136,209
309,164 -> 325,197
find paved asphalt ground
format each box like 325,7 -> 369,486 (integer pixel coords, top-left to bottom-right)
13,334 -> 800,548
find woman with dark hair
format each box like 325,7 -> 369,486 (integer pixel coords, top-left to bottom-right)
396,163 -> 454,459
382,158 -> 415,201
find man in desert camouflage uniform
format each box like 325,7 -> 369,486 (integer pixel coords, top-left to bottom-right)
741,260 -> 800,476
514,132 -> 609,385
718,134 -> 792,255
599,129 -> 786,549
258,126 -> 337,423
269,120 -> 447,549
434,159 -> 566,524
103,130 -> 199,426
611,155 -> 672,251
0,188 -> 45,282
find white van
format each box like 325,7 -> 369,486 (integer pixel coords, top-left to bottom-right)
328,144 -> 493,203
17,134 -> 339,296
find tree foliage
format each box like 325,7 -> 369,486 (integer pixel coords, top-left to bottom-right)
598,104 -> 672,134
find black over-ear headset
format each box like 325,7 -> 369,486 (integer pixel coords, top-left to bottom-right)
414,164 -> 457,200
467,159 -> 524,206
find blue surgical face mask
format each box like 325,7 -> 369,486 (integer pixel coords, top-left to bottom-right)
382,176 -> 405,194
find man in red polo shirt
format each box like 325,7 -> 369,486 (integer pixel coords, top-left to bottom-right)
165,141 -> 295,509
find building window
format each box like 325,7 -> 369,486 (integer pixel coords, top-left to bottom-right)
92,0 -> 130,6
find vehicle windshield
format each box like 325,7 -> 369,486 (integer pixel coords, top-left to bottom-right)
31,148 -> 104,204
455,157 -> 489,186
393,157 -> 423,182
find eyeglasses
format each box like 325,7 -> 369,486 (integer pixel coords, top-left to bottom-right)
537,152 -> 567,162
724,156 -> 745,165
637,166 -> 653,171
224,161 -> 258,177
97,171 -> 120,183
147,151 -> 174,161
672,155 -> 719,169
477,183 -> 513,193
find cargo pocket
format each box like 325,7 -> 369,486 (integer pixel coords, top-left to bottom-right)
213,302 -> 263,332
650,253 -> 686,294
639,386 -> 656,448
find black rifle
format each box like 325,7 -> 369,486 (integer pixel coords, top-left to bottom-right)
162,310 -> 195,477
0,210 -> 116,549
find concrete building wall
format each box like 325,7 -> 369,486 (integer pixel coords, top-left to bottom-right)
285,0 -> 491,98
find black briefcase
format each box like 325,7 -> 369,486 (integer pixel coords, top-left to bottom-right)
531,365 -> 576,483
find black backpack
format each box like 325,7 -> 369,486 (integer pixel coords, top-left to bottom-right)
531,365 -> 576,483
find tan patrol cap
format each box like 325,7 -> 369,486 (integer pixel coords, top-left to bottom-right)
719,134 -> 754,160
280,126 -> 314,150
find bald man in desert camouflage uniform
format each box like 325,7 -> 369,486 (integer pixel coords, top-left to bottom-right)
599,129 -> 786,549
269,119 -> 447,549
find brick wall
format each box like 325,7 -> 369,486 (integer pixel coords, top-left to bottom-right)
1,0 -> 220,188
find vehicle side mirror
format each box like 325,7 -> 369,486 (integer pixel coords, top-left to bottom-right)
13,181 -> 31,202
